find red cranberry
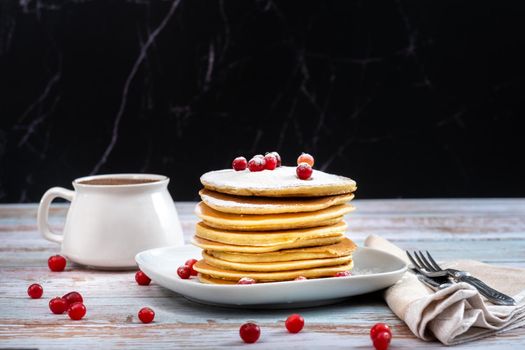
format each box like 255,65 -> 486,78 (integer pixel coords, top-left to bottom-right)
177,265 -> 191,279
49,297 -> 68,314
68,302 -> 86,320
185,259 -> 199,276
296,163 -> 313,180
285,314 -> 305,333
138,307 -> 155,324
271,151 -> 281,167
135,270 -> 151,286
62,291 -> 83,307
294,276 -> 307,281
48,255 -> 67,272
27,283 -> 43,299
373,331 -> 392,350
297,153 -> 314,167
237,277 -> 256,285
334,271 -> 352,277
248,157 -> 266,172
370,323 -> 392,340
264,153 -> 277,170
239,322 -> 260,343
232,156 -> 248,171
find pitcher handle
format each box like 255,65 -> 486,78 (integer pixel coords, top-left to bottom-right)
37,187 -> 75,243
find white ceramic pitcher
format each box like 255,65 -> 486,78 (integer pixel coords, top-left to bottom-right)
37,174 -> 184,269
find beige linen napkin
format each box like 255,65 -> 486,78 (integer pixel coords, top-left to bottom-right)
365,235 -> 525,345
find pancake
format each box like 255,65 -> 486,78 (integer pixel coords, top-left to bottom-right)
202,251 -> 352,272
195,221 -> 347,246
207,237 -> 357,263
193,260 -> 354,282
192,235 -> 345,253
199,189 -> 355,215
200,166 -> 357,197
195,202 -> 354,231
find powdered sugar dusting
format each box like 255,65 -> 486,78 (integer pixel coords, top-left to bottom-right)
200,166 -> 356,191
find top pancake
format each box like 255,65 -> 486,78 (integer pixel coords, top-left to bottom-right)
200,166 -> 357,197
199,189 -> 354,215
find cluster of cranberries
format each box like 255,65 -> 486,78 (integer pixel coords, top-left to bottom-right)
239,314 -> 305,344
176,258 -> 199,279
296,152 -> 314,180
232,151 -> 316,180
29,254 -> 156,324
54,292 -> 86,320
232,151 -> 281,172
27,255 -> 87,320
27,283 -> 86,321
370,323 -> 392,350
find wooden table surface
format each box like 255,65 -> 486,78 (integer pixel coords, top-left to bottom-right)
1,199 -> 524,349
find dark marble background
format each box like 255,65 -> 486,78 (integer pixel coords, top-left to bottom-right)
1,0 -> 524,202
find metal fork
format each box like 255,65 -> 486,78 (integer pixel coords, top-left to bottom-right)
406,250 -> 516,306
417,273 -> 453,291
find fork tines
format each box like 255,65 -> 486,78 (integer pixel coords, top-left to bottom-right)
406,250 -> 442,272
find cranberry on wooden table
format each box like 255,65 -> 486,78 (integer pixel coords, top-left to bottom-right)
27,283 -> 43,299
370,323 -> 391,340
138,307 -> 155,324
135,270 -> 151,285
48,255 -> 67,272
62,291 -> 83,307
49,297 -> 68,314
68,302 -> 87,320
373,331 -> 392,350
239,322 -> 260,344
285,314 -> 305,333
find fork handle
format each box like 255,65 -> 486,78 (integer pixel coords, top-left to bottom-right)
457,275 -> 516,306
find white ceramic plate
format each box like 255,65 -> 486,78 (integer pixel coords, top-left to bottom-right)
136,245 -> 407,308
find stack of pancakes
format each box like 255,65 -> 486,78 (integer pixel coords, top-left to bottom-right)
192,166 -> 357,284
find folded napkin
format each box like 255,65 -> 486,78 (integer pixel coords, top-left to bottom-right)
365,235 -> 525,345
